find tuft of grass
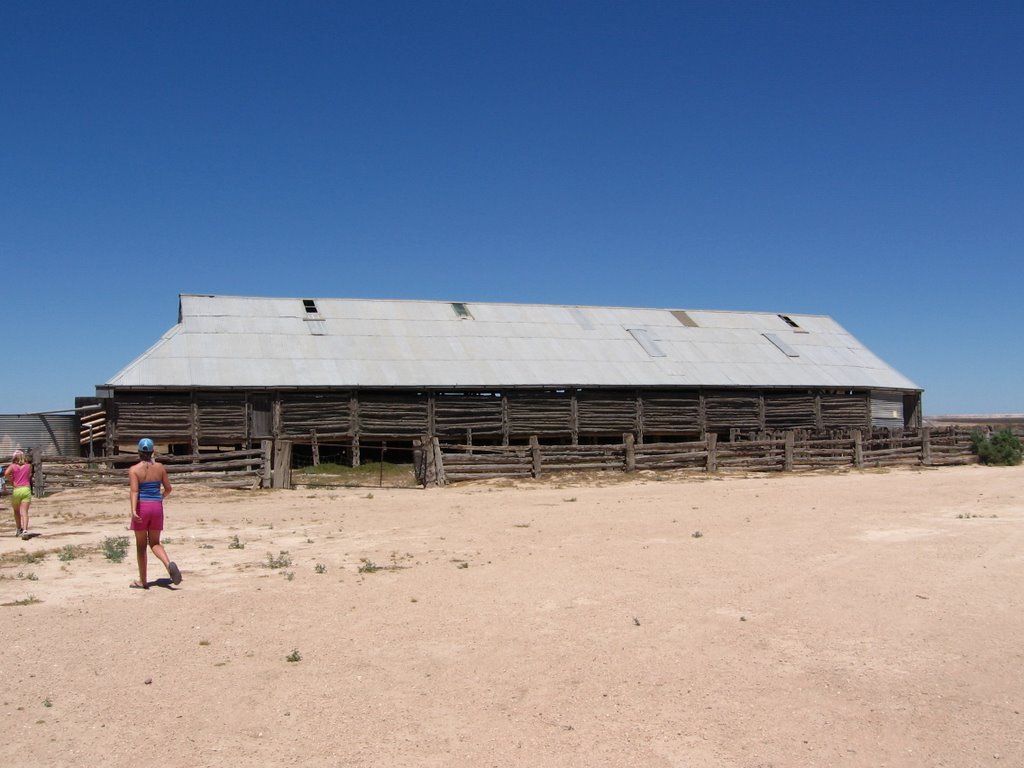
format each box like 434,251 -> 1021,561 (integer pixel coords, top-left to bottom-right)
286,649 -> 302,663
281,571 -> 295,581
0,549 -> 46,566
3,596 -> 41,607
358,558 -> 380,573
265,551 -> 292,569
43,698 -> 52,708
314,563 -> 327,574
101,536 -> 130,563
228,535 -> 245,550
691,530 -> 703,538
16,572 -> 38,581
58,545 -> 83,562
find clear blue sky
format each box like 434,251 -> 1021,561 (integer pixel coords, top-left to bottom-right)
2,1 -> 1021,415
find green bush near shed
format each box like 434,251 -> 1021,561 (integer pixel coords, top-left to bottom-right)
970,429 -> 1022,466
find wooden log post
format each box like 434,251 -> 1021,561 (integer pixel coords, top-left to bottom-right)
706,433 -> 718,473
189,398 -> 201,455
921,427 -> 932,466
853,429 -> 864,468
635,394 -> 644,445
501,395 -> 510,447
530,435 -> 542,478
432,437 -> 446,486
30,449 -> 44,498
784,430 -> 795,471
624,433 -> 636,473
350,393 -> 360,466
421,436 -> 436,486
570,395 -> 579,446
261,440 -> 273,488
272,440 -> 293,489
311,429 -> 320,466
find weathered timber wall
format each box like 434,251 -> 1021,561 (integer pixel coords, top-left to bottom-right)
432,427 -> 977,485
36,448 -> 267,495
105,387 -> 919,454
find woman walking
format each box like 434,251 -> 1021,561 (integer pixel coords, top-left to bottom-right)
129,438 -> 181,589
5,450 -> 32,539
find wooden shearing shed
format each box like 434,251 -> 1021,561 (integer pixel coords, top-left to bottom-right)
92,295 -> 922,465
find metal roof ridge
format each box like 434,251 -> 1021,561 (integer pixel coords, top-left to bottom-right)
177,293 -> 831,318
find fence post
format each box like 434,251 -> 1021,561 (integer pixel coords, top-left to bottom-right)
431,437 -> 446,486
784,430 -> 795,471
272,440 -> 293,489
530,435 -> 542,478
624,433 -> 636,473
31,449 -> 45,498
311,429 -> 320,466
853,429 -> 863,468
706,433 -> 718,473
261,440 -> 274,488
921,427 -> 932,466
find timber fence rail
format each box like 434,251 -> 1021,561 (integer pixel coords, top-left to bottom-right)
427,427 -> 981,485
36,448 -> 268,495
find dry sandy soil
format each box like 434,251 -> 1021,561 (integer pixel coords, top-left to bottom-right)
1,464 -> 1022,768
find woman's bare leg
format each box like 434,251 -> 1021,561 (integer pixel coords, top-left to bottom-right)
134,530 -> 149,587
148,530 -> 171,571
18,498 -> 30,532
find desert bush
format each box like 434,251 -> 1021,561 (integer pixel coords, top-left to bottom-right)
101,536 -> 130,563
970,429 -> 1023,466
265,551 -> 292,569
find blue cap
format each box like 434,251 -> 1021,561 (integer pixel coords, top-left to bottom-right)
138,438 -> 155,453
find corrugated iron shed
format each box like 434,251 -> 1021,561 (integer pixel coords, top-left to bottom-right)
102,295 -> 919,392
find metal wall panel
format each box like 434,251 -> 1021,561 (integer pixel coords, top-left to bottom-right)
871,392 -> 905,428
0,415 -> 80,457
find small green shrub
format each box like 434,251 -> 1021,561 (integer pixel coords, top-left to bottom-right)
286,649 -> 302,663
101,536 -> 130,563
971,429 -> 1023,466
228,535 -> 245,550
265,551 -> 292,569
314,563 -> 326,574
357,558 -> 380,574
58,545 -> 81,562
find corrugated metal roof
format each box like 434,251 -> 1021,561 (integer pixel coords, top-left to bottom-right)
103,295 -> 920,391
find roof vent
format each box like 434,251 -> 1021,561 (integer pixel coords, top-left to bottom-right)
451,302 -> 473,319
303,299 -> 319,314
778,314 -> 799,328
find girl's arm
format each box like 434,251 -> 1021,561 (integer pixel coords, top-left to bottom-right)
129,467 -> 141,519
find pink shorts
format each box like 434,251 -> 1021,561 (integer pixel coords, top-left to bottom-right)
131,501 -> 164,532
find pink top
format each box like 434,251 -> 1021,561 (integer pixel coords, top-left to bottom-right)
7,463 -> 31,487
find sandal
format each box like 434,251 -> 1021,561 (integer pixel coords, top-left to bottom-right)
168,562 -> 182,585
130,581 -> 148,590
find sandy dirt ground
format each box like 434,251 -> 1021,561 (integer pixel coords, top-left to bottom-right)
1,464 -> 1022,768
